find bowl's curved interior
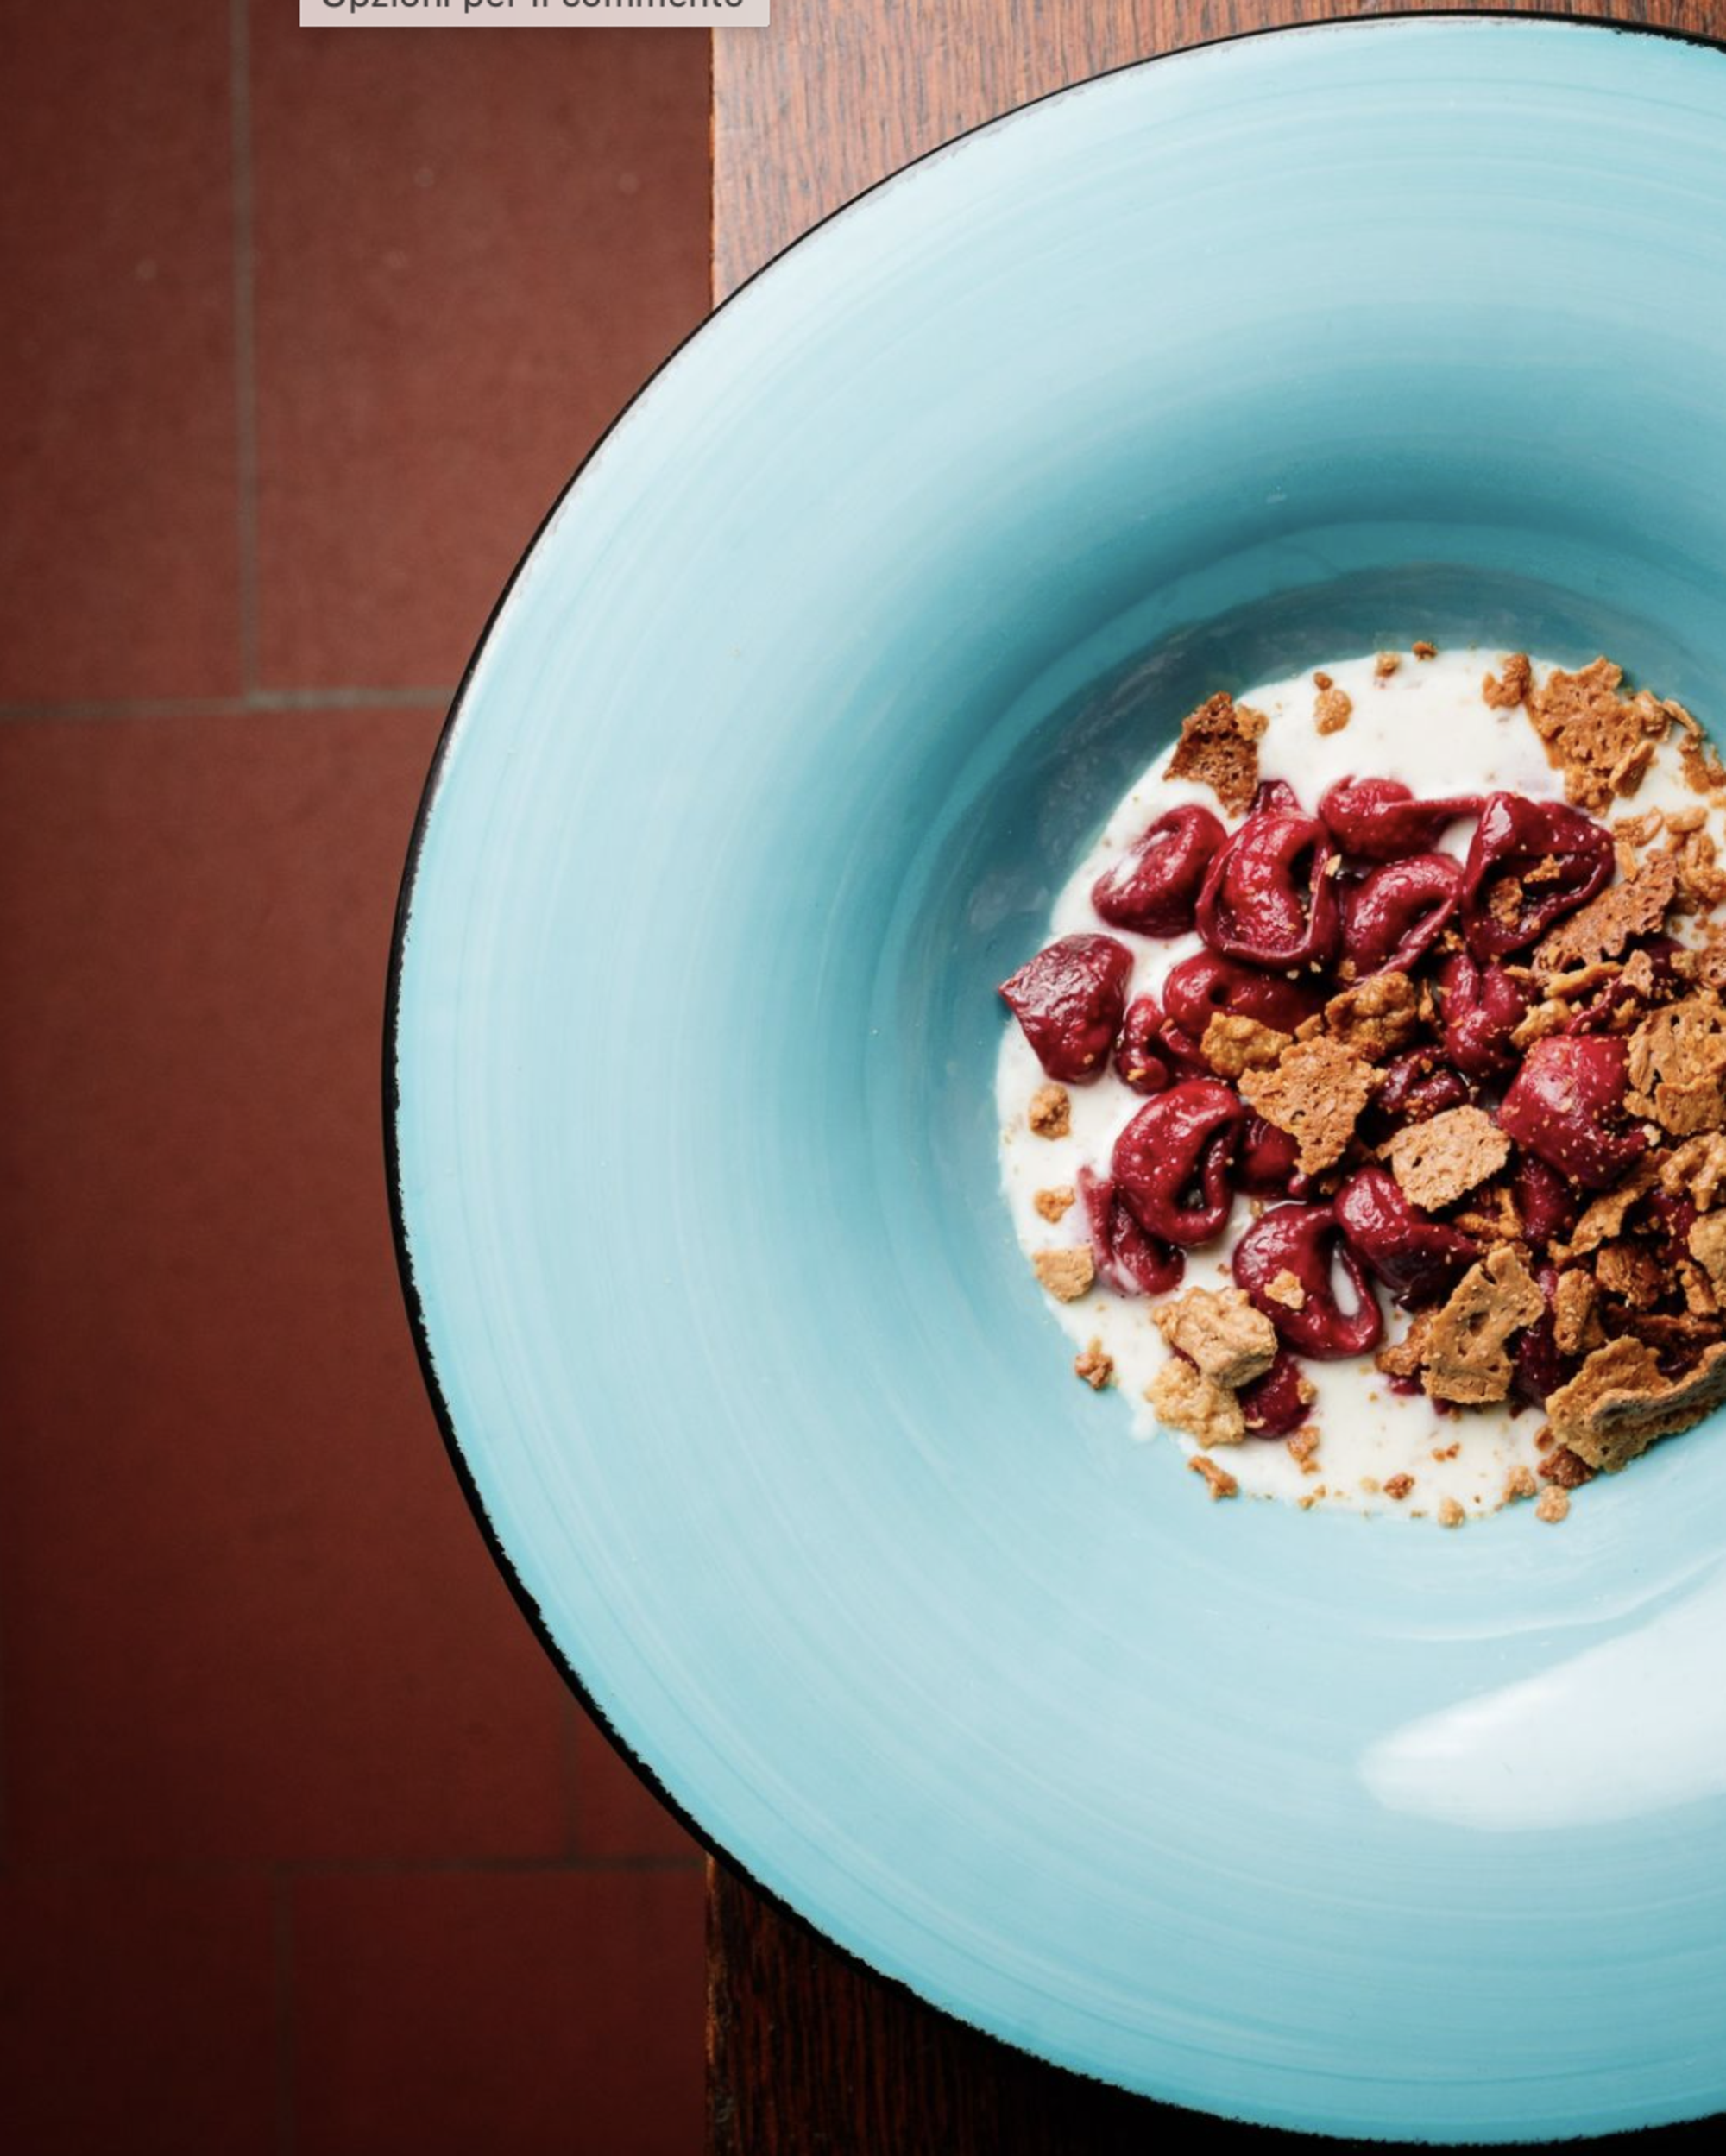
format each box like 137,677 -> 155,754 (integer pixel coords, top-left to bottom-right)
394,18 -> 1726,2139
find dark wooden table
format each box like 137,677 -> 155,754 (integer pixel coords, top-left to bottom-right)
703,5 -> 1723,2150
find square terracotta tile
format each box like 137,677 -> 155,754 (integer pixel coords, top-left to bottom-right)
573,1703 -> 702,1863
0,1870 -> 277,2153
0,2 -> 243,704
293,1867 -> 704,2156
0,709 -> 570,1863
250,11 -> 711,690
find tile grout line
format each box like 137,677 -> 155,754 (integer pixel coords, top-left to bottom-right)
230,0 -> 262,694
274,1868 -> 296,2156
0,687 -> 457,723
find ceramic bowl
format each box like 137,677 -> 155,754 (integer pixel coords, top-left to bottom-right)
390,16 -> 1726,2137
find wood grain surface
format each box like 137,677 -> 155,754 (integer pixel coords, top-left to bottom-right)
706,4 -> 1726,2152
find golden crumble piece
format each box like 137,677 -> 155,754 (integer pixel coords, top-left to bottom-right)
1437,1496 -> 1466,1529
1503,1464 -> 1539,1503
1527,657 -> 1675,811
1027,1083 -> 1071,1139
1374,651 -> 1402,679
1238,1036 -> 1377,1176
1421,1246 -> 1545,1407
1265,1268 -> 1307,1311
1534,853 -> 1679,974
1483,652 -> 1533,709
1596,1239 -> 1663,1311
1032,1185 -> 1075,1223
1148,1356 -> 1246,1448
1535,1486 -> 1572,1523
1163,690 -> 1268,818
1553,1268 -> 1602,1359
1200,1013 -> 1291,1081
1314,684 -> 1353,735
1073,1339 -> 1114,1390
1376,1312 -> 1435,1382
1413,640 -> 1438,660
1689,1212 -> 1726,1301
1032,1247 -> 1094,1302
1383,1472 -> 1415,1501
1679,1258 -> 1719,1318
1383,1105 -> 1510,1213
1450,1181 -> 1522,1245
1546,1336 -> 1726,1472
1625,993 -> 1726,1136
1188,1453 -> 1241,1501
1666,823 -> 1726,914
1326,970 -> 1419,1062
1670,700 -> 1726,793
1559,1162 -> 1659,1261
1287,1428 -> 1321,1472
1150,1285 -> 1277,1390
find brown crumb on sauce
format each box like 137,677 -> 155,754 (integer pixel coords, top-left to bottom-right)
1238,1037 -> 1377,1176
1150,1285 -> 1277,1390
1287,1428 -> 1321,1472
1188,1453 -> 1240,1501
1147,1357 -> 1247,1448
1503,1464 -> 1539,1503
1596,1239 -> 1664,1310
1375,1313 -> 1434,1382
1534,853 -> 1679,974
1163,690 -> 1268,818
1669,700 -> 1726,793
1483,652 -> 1533,709
1200,1013 -> 1291,1081
1375,651 -> 1402,679
1032,1247 -> 1094,1303
1546,1335 -> 1726,1472
1437,1495 -> 1466,1529
1028,1083 -> 1071,1138
1073,1339 -> 1114,1390
1413,640 -> 1437,660
1383,1472 -> 1416,1501
1534,1486 -> 1572,1522
1431,1440 -> 1461,1462
1558,1161 -> 1659,1261
1625,993 -> 1726,1135
1383,1105 -> 1510,1213
1033,1185 -> 1075,1223
1680,1258 -> 1720,1318
1527,657 -> 1676,812
1451,1181 -> 1523,1245
1421,1246 -> 1545,1406
1326,970 -> 1420,1062
1541,1447 -> 1594,1488
1553,1268 -> 1602,1358
1265,1268 -> 1307,1311
1314,685 -> 1353,735
1666,824 -> 1726,914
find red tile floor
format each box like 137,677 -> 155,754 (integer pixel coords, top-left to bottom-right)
0,7 -> 711,2150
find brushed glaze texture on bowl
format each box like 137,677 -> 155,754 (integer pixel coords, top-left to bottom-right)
391,18 -> 1726,2139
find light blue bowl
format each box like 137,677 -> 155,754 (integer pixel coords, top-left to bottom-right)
390,16 -> 1726,2138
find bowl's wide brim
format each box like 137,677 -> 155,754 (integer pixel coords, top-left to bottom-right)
389,15 -> 1726,2139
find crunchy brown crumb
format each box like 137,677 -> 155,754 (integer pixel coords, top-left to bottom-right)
1534,1486 -> 1572,1522
1150,1286 -> 1277,1390
1265,1268 -> 1307,1311
1666,824 -> 1726,913
1383,1472 -> 1415,1501
1375,652 -> 1402,679
1314,684 -> 1353,735
1546,1336 -> 1726,1472
1147,1357 -> 1246,1448
1413,640 -> 1437,661
1680,1258 -> 1720,1317
1540,1444 -> 1596,1488
1534,853 -> 1679,974
1437,1495 -> 1466,1529
1383,1105 -> 1511,1213
1073,1339 -> 1114,1390
1287,1428 -> 1321,1472
1559,1161 -> 1659,1260
1528,657 -> 1675,811
1503,1464 -> 1539,1503
1431,1440 -> 1461,1462
1376,1313 -> 1434,1381
1421,1246 -> 1545,1406
1200,1013 -> 1291,1081
1483,652 -> 1533,709
1032,1247 -> 1094,1302
1671,700 -> 1726,793
1614,808 -> 1666,854
1596,1239 -> 1664,1310
1326,971 -> 1420,1062
1625,993 -> 1726,1135
1238,1037 -> 1377,1176
1032,1185 -> 1075,1223
1450,1181 -> 1523,1245
1028,1083 -> 1071,1138
1189,1453 -> 1240,1500
1689,1212 -> 1726,1301
1163,690 -> 1267,818
1663,1132 -> 1726,1211
1553,1268 -> 1602,1358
